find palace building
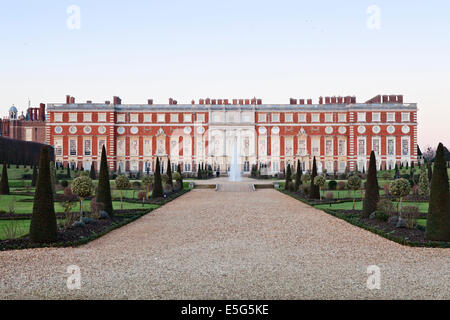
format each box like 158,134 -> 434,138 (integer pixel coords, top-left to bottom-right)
0,104 -> 46,143
45,94 -> 418,174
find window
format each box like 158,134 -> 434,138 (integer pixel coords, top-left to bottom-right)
311,114 -> 320,122
258,114 -> 267,122
312,139 -> 320,156
402,137 -> 410,156
83,113 -> 92,122
54,113 -> 63,122
298,140 -> 307,156
184,114 -> 192,122
272,161 -> 279,172
357,112 -> 366,122
130,114 -> 139,122
98,139 -> 106,155
372,138 -> 381,156
285,113 -> 293,122
338,114 -> 346,122
339,161 -> 346,172
285,138 -> 293,156
184,163 -> 191,172
143,139 -> 152,156
338,140 -> 346,156
196,114 -> 205,123
387,137 -> 395,156
271,113 -> 280,122
325,140 -> 333,156
117,114 -> 125,123
144,114 -> 152,122
130,139 -> 139,156
170,114 -> 179,122
157,114 -> 165,122
69,113 -> 77,122
357,138 -> 366,156
372,112 -> 381,122
401,112 -> 410,122
54,139 -> 63,156
84,140 -> 91,156
69,139 -> 77,156
98,113 -> 106,122
387,112 -> 395,122
298,114 -> 306,122
325,114 -> 333,122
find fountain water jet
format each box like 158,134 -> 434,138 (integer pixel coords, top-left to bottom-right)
229,137 -> 241,181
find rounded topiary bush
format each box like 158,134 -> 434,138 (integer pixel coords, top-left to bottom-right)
328,180 -> 337,190
72,176 -> 94,199
389,178 -> 411,198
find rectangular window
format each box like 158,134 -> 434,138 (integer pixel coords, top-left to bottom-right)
325,114 -> 333,122
357,112 -> 366,122
130,139 -> 139,156
339,161 -> 346,172
130,114 -> 139,122
184,163 -> 192,172
271,113 -> 280,122
84,140 -> 91,156
143,139 -> 152,156
157,114 -> 165,122
183,114 -> 192,122
69,113 -> 77,122
338,114 -> 346,122
83,113 -> 92,122
312,139 -> 320,155
402,138 -> 410,156
98,113 -> 106,122
311,114 -> 320,122
258,114 -> 267,122
325,140 -> 333,156
298,114 -> 306,122
358,138 -> 366,156
285,138 -> 293,156
54,113 -> 63,122
54,139 -> 63,156
272,162 -> 279,172
170,114 -> 179,122
196,114 -> 205,123
117,114 -> 126,123
387,138 -> 395,155
338,140 -> 346,156
372,138 -> 381,156
298,140 -> 307,156
98,139 -> 106,155
144,114 -> 152,122
387,112 -> 395,122
69,139 -> 77,156
401,112 -> 410,122
372,112 -> 381,122
285,113 -> 293,122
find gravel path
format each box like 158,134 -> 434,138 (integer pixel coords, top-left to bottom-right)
0,187 -> 448,299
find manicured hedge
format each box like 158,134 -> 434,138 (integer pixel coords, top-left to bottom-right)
0,136 -> 55,166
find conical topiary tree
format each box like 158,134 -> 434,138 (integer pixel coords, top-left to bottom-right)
427,164 -> 432,182
31,165 -> 38,187
49,161 -> 56,199
30,146 -> 57,243
96,145 -> 113,216
66,165 -> 71,179
425,143 -> 450,241
363,151 -> 380,217
167,158 -> 173,188
309,157 -> 320,199
284,163 -> 292,191
152,157 -> 163,198
177,163 -> 183,188
294,160 -> 302,192
89,162 -> 97,180
0,162 -> 10,195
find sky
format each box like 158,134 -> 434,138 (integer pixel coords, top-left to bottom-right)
1,0 -> 449,148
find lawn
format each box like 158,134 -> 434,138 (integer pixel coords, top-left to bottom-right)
314,200 -> 429,213
0,219 -> 30,240
0,194 -> 159,214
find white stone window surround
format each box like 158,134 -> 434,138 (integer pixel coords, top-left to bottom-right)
325,113 -> 333,122
372,112 -> 381,122
117,114 -> 126,123
387,112 -> 396,122
285,113 -> 293,122
386,136 -> 396,156
130,113 -> 139,123
83,113 -> 92,122
196,114 -> 205,123
311,114 -> 320,122
54,113 -> 63,122
338,114 -> 346,122
98,113 -> 107,122
183,114 -> 192,122
401,112 -> 410,122
357,112 -> 366,122
258,114 -> 267,122
170,113 -> 179,122
298,113 -> 306,122
68,113 -> 77,122
157,114 -> 165,122
271,113 -> 280,122
144,114 -> 152,122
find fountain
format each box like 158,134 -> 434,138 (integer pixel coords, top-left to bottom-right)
229,137 -> 241,181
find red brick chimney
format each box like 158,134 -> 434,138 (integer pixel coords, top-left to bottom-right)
397,95 -> 403,103
39,103 -> 45,121
325,97 -> 331,104
148,99 -> 153,105
307,99 -> 313,105
319,97 -> 323,104
70,97 -> 75,104
66,95 -> 71,104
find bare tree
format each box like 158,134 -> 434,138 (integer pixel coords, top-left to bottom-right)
422,146 -> 436,163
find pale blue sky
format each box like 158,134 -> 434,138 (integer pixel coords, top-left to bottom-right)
1,0 -> 449,147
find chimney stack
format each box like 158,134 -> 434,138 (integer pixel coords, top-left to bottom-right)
66,95 -> 71,104
397,95 -> 403,103
319,97 -> 323,104
325,97 -> 331,104
199,99 -> 205,105
39,103 -> 45,121
147,99 -> 153,105
70,97 -> 75,104
113,96 -> 121,105
307,99 -> 313,105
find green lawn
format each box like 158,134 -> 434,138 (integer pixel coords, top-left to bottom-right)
0,219 -> 30,240
0,194 -> 159,214
314,201 -> 429,213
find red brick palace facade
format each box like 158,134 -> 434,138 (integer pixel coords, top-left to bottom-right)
45,94 -> 418,174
